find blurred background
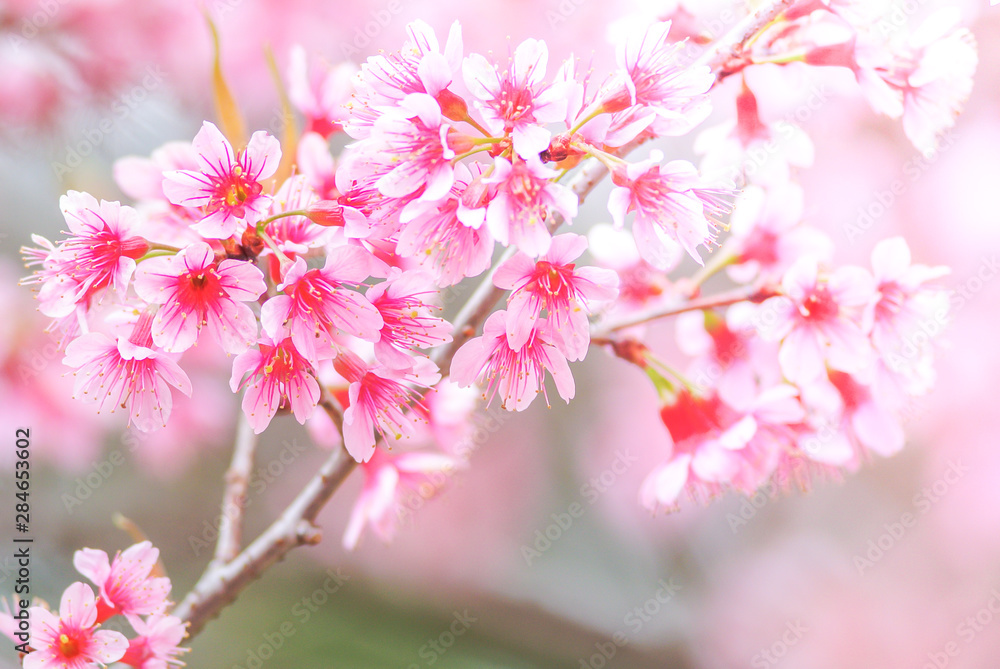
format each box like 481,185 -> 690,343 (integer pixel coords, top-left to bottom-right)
1,0 -> 998,667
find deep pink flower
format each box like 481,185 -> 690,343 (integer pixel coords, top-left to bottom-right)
343,447 -> 458,549
493,233 -> 619,360
758,258 -> 875,384
162,121 -> 280,239
451,310 -> 575,412
336,350 -> 440,463
230,334 -> 321,434
608,151 -> 726,267
366,270 -> 453,370
346,20 -> 463,139
639,390 -> 731,511
370,93 -> 460,202
613,20 -> 714,136
73,541 -> 171,623
118,614 -> 187,669
22,191 -> 149,318
63,313 -> 193,433
134,242 -> 266,354
261,249 -> 387,364
395,162 -> 495,285
462,37 -> 568,157
25,582 -> 128,669
483,156 -> 578,257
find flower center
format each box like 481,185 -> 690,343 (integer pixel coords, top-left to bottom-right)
59,632 -> 80,658
800,285 -> 839,321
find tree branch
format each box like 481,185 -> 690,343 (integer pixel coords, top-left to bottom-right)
694,0 -> 797,80
591,285 -> 768,337
173,443 -> 357,637
210,414 -> 257,567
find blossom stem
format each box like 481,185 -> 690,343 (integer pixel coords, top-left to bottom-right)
463,115 -> 493,138
591,285 -> 770,335
257,230 -> 292,266
451,146 -> 495,162
210,413 -> 257,567
256,209 -> 311,229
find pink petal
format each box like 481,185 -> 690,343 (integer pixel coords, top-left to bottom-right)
59,582 -> 98,630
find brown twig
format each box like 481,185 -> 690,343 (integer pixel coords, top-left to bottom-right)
591,285 -> 770,337
173,443 -> 356,637
210,415 -> 257,567
694,0 -> 797,81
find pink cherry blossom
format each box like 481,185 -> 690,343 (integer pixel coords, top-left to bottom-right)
63,313 -> 193,433
483,156 -> 578,257
162,121 -> 280,239
613,20 -> 714,136
134,242 -> 266,354
451,310 -> 575,411
493,233 -> 618,360
395,162 -> 495,286
118,614 -> 187,669
346,20 -> 463,139
262,174 -> 334,257
261,248 -> 387,364
336,350 -> 440,463
72,541 -> 171,623
608,150 -> 726,267
639,389 -> 733,510
725,183 -> 833,284
24,582 -> 128,669
369,93 -> 461,202
757,258 -> 875,384
230,334 -> 321,434
343,447 -> 458,549
366,270 -> 453,370
462,37 -> 567,157
21,191 -> 149,318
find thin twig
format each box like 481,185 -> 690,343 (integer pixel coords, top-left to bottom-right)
211,415 -> 257,567
693,0 -> 797,80
591,285 -> 768,337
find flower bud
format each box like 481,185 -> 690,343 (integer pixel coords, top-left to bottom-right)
436,88 -> 469,122
305,201 -> 347,227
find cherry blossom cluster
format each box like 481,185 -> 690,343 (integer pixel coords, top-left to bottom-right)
20,3 -> 973,544
1,541 -> 186,668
